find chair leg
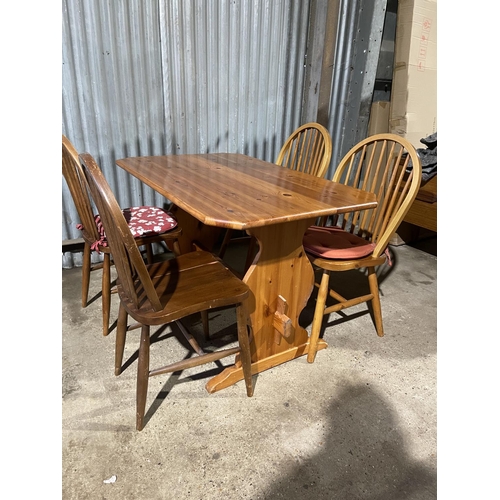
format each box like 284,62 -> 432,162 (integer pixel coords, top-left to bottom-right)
115,304 -> 128,375
102,253 -> 111,336
172,239 -> 181,257
236,303 -> 254,397
244,236 -> 257,273
145,243 -> 154,264
307,269 -> 330,363
81,242 -> 91,308
201,311 -> 210,340
218,229 -> 233,258
367,267 -> 384,337
136,324 -> 150,431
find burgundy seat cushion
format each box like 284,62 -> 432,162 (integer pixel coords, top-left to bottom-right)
77,206 -> 178,250
303,225 -> 375,260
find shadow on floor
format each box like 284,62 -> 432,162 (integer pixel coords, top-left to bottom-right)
261,382 -> 437,499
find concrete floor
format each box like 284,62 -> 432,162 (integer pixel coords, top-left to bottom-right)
62,238 -> 437,499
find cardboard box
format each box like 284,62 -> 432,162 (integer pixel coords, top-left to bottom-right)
368,101 -> 390,135
389,0 -> 437,149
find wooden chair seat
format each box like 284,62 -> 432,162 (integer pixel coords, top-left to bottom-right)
308,253 -> 387,272
117,251 -> 249,324
80,152 -> 254,431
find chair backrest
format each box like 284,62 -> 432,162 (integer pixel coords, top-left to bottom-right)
275,122 -> 332,178
79,153 -> 163,311
331,133 -> 422,258
62,135 -> 101,244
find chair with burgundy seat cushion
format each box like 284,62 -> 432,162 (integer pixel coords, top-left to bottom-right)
304,133 -> 422,363
80,152 -> 254,430
62,135 -> 182,336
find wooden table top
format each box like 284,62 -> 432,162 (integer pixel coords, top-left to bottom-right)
116,153 -> 377,230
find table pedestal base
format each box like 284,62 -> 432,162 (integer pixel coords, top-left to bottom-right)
205,339 -> 328,393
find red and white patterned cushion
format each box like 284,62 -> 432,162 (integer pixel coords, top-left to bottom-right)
76,206 -> 178,251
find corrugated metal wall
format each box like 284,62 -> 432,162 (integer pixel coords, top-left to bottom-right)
327,0 -> 387,177
62,0 -> 386,268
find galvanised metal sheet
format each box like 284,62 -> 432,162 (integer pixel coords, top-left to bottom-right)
326,0 -> 387,178
158,0 -> 310,160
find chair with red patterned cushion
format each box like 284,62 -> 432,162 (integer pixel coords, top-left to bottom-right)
62,135 -> 182,336
80,152 -> 254,430
304,133 -> 422,362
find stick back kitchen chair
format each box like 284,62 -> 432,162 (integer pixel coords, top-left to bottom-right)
80,153 -> 254,431
62,135 -> 182,336
275,121 -> 333,177
303,133 -> 422,362
218,122 -> 333,268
